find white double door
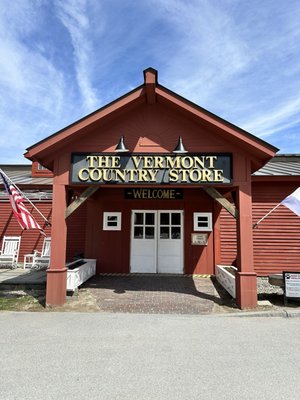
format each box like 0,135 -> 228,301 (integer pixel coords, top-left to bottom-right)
130,210 -> 183,274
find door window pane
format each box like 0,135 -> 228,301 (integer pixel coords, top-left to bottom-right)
171,227 -> 181,239
145,213 -> 155,226
160,213 -> 169,225
134,227 -> 143,239
160,227 -> 169,239
171,213 -> 181,225
145,227 -> 155,239
134,213 -> 143,225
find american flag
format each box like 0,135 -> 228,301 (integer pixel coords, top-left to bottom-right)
0,171 -> 45,235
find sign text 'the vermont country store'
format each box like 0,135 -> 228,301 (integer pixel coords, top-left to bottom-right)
71,153 -> 232,184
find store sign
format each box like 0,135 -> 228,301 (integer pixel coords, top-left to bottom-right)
284,272 -> 300,300
71,153 -> 232,184
124,188 -> 183,200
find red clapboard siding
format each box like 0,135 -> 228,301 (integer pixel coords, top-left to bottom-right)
252,183 -> 300,275
220,183 -> 300,275
66,202 -> 87,262
0,202 -> 52,264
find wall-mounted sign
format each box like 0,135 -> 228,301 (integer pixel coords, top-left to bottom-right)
284,271 -> 300,302
191,233 -> 208,246
124,188 -> 183,200
71,153 -> 232,185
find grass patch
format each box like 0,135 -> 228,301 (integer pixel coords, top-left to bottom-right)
0,291 -> 45,311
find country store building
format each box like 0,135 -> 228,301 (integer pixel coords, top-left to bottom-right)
1,68 -> 300,309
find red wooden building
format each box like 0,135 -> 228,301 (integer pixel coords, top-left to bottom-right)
1,68 -> 299,309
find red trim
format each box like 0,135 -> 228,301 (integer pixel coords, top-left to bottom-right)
31,161 -> 53,178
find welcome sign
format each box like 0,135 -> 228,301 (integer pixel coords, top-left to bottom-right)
71,153 -> 232,184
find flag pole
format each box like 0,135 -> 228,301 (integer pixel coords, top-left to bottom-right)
252,203 -> 281,229
0,168 -> 51,226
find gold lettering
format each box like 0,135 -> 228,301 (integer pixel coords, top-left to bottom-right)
78,168 -> 89,181
127,169 -> 136,182
206,156 -> 218,168
143,156 -> 153,168
153,156 -> 164,168
193,156 -> 205,169
97,156 -> 110,168
165,156 -> 180,169
181,156 -> 193,169
111,156 -> 120,168
90,168 -> 102,182
133,189 -> 142,199
114,169 -> 127,182
86,156 -> 98,168
156,190 -> 163,199
138,170 -> 148,182
189,169 -> 202,182
169,169 -> 179,182
202,169 -> 212,181
102,169 -> 113,182
148,169 -> 159,182
213,169 -> 224,182
179,169 -> 189,182
169,190 -> 175,199
132,156 -> 142,169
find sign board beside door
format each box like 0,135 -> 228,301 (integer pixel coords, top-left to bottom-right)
191,233 -> 208,246
284,271 -> 300,302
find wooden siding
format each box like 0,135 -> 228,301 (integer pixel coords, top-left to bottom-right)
66,202 -> 87,262
0,200 -> 87,265
220,182 -> 300,275
86,188 -> 214,275
0,202 -> 52,265
252,182 -> 300,275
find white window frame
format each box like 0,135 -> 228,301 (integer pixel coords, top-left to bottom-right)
193,212 -> 212,232
37,163 -> 48,170
103,212 -> 122,231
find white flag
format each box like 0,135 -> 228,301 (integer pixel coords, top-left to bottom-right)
281,187 -> 300,217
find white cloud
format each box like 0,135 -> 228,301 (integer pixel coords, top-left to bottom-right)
0,2 -> 66,114
0,1 -> 72,161
0,0 -> 300,163
54,0 -> 100,112
150,0 -> 252,102
242,97 -> 300,138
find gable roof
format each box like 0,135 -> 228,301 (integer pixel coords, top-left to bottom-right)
24,68 -> 278,168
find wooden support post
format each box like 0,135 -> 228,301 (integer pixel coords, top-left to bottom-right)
235,183 -> 257,309
213,202 -> 222,267
46,183 -> 68,307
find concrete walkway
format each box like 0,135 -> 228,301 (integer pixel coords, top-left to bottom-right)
0,267 -> 46,289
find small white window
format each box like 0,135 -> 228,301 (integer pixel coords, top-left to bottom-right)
193,213 -> 212,231
37,163 -> 48,170
103,212 -> 122,231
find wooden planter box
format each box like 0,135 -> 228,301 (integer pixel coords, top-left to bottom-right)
216,265 -> 237,298
66,259 -> 96,291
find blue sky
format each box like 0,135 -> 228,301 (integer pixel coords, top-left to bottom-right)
1,0 -> 300,163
